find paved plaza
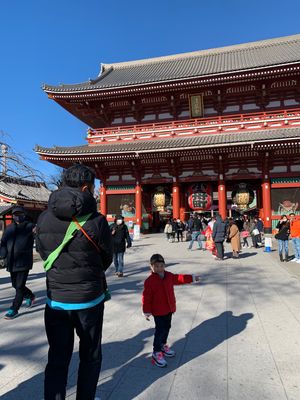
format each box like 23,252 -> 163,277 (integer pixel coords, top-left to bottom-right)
1,234 -> 300,400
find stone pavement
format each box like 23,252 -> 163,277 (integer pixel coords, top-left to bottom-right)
1,235 -> 300,400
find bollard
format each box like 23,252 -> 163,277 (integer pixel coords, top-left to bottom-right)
264,237 -> 272,252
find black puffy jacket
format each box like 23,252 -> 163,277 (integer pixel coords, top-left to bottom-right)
110,223 -> 131,253
36,186 -> 113,303
212,215 -> 227,243
0,220 -> 34,272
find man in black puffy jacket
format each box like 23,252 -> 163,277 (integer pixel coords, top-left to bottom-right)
212,214 -> 227,260
0,206 -> 35,319
110,214 -> 132,277
36,164 -> 113,400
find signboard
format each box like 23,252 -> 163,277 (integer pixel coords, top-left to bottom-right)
189,94 -> 204,118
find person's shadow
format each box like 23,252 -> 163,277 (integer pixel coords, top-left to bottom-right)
0,312 -> 253,399
99,311 -> 254,399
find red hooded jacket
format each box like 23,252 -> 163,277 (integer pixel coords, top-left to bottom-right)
142,270 -> 193,316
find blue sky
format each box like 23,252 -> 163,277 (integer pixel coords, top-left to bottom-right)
0,0 -> 299,182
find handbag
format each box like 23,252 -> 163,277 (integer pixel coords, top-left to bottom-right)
252,228 -> 260,236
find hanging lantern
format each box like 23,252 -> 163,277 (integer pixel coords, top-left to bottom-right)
153,187 -> 166,212
231,183 -> 254,211
188,183 -> 212,211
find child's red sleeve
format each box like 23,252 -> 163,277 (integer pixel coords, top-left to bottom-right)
172,273 -> 193,285
142,279 -> 152,313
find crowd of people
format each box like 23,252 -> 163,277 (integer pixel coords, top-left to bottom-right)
163,213 -> 265,260
0,164 -> 300,397
163,212 -> 300,262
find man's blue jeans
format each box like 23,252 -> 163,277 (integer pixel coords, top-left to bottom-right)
113,252 -> 124,273
188,231 -> 201,249
291,238 -> 300,259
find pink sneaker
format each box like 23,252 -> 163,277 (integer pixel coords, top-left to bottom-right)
152,351 -> 167,367
161,344 -> 176,357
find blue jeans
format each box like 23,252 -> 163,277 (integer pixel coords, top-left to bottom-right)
278,240 -> 288,256
291,238 -> 300,259
113,252 -> 124,273
188,231 -> 201,249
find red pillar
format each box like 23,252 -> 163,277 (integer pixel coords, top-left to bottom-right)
100,184 -> 107,216
179,191 -> 186,221
261,180 -> 272,233
135,182 -> 142,228
218,181 -> 227,220
172,181 -> 180,219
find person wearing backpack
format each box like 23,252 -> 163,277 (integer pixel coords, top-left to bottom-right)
36,164 -> 113,400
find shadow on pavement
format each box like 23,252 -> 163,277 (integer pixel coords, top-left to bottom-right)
0,312 -> 252,399
99,310 -> 253,399
0,328 -> 154,400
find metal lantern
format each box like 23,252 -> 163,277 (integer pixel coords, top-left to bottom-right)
231,183 -> 254,211
153,189 -> 166,212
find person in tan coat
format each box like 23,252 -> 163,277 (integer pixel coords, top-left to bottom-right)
228,220 -> 241,258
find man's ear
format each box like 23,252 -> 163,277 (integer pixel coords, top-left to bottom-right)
81,185 -> 88,192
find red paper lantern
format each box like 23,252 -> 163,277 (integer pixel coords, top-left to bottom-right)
188,183 -> 212,211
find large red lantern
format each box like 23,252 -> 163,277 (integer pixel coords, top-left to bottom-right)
188,183 -> 212,211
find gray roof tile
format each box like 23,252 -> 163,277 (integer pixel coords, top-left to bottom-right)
0,177 -> 51,203
35,127 -> 300,156
43,34 -> 300,93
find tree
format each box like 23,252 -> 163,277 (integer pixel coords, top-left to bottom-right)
0,134 -> 45,182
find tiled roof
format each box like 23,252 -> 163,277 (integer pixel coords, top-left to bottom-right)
0,203 -> 13,216
43,34 -> 300,93
35,127 -> 300,156
0,177 -> 51,203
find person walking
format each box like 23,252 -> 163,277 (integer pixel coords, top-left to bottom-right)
164,219 -> 173,241
174,219 -> 185,242
241,216 -> 251,248
142,253 -> 200,368
36,164 -> 113,400
228,220 -> 241,258
289,213 -> 300,263
212,214 -> 226,260
0,206 -> 36,320
187,214 -> 203,250
275,215 -> 290,262
250,217 -> 262,248
110,215 -> 132,276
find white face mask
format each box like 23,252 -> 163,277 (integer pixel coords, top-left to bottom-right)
116,219 -> 123,225
177,219 -> 180,223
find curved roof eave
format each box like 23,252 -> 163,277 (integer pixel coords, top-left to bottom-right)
42,34 -> 300,95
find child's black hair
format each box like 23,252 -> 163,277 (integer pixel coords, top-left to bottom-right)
150,254 -> 165,265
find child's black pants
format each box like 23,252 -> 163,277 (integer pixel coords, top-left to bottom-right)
153,313 -> 172,352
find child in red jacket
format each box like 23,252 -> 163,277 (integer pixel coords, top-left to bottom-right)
142,253 -> 200,367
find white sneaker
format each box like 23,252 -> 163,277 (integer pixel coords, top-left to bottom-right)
291,258 -> 299,262
297,259 -> 300,264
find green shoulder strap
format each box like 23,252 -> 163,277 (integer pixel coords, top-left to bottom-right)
44,213 -> 92,272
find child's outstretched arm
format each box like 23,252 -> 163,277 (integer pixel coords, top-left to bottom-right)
172,273 -> 201,285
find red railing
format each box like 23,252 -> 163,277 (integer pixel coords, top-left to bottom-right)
87,108 -> 300,144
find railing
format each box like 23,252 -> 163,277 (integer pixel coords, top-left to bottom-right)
87,108 -> 300,144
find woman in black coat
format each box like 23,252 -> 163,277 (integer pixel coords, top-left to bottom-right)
275,215 -> 290,262
110,215 -> 132,277
0,206 -> 35,319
